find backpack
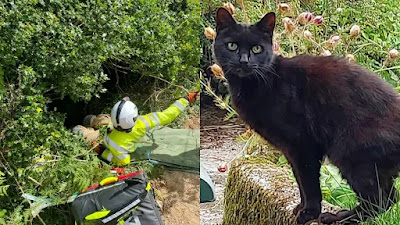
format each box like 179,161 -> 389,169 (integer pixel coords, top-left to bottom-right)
71,171 -> 163,225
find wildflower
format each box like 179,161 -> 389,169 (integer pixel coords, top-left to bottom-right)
303,30 -> 313,40
278,3 -> 290,13
273,42 -> 280,52
346,54 -> 356,62
313,16 -> 324,26
298,12 -> 313,25
389,49 -> 399,61
327,35 -> 340,48
350,25 -> 361,37
282,17 -> 295,33
210,64 -> 225,79
223,2 -> 235,15
204,26 -> 216,40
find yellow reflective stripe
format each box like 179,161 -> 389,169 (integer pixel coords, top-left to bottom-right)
173,101 -> 185,111
105,136 -> 128,154
100,177 -> 118,186
84,210 -> 110,220
137,116 -> 150,131
146,182 -> 151,191
152,112 -> 161,126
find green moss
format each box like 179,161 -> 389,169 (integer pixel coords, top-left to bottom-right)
223,157 -> 296,225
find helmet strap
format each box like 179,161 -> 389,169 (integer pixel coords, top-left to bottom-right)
116,99 -> 126,125
115,99 -> 133,133
115,126 -> 132,133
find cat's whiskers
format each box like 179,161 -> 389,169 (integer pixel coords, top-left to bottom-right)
258,64 -> 280,78
254,68 -> 272,88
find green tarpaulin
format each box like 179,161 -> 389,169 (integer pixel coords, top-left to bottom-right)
131,127 -> 200,173
200,163 -> 215,203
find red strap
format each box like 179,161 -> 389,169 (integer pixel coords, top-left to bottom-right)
117,171 -> 143,180
80,171 -> 143,194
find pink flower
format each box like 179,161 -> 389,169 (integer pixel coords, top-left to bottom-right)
313,16 -> 324,26
298,12 -> 313,25
273,42 -> 280,52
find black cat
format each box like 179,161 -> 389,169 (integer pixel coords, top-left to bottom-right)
214,8 -> 400,224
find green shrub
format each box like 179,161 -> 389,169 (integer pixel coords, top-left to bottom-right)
0,0 -> 200,102
0,86 -> 113,224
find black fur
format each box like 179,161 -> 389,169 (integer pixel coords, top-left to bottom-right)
214,8 -> 400,224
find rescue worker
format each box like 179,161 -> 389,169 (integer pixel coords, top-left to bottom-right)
87,91 -> 199,166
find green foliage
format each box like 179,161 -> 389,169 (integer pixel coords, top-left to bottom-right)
0,87 -> 112,224
276,156 -> 359,209
0,171 -> 9,196
320,164 -> 358,209
0,0 -> 200,102
0,1 -> 200,224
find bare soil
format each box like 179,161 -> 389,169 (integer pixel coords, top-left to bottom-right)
152,171 -> 200,225
200,105 -> 246,225
152,112 -> 200,225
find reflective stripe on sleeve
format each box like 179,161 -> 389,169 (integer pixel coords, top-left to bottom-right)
173,101 -> 185,112
107,153 -> 113,162
137,116 -> 150,131
116,153 -> 129,160
152,112 -> 161,126
105,136 -> 128,154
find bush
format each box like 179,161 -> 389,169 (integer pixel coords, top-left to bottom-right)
0,0 -> 201,224
0,0 -> 200,102
0,86 -> 113,224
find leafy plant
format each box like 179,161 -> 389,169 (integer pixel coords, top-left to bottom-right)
0,86 -> 113,224
0,0 -> 200,102
0,171 -> 9,197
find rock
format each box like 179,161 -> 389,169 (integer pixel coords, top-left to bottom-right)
223,157 -> 341,225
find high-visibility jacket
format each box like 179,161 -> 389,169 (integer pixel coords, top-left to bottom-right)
100,98 -> 189,166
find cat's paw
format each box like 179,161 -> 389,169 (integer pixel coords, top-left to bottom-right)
296,208 -> 320,224
319,212 -> 338,224
319,210 -> 357,225
293,203 -> 304,216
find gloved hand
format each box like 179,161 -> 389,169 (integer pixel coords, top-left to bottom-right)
185,90 -> 200,104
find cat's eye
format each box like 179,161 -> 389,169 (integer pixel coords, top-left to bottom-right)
227,42 -> 238,51
252,45 -> 263,54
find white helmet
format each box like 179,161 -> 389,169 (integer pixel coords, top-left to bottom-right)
111,97 -> 138,132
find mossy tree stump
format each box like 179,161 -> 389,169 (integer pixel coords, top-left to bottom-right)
223,157 -> 340,225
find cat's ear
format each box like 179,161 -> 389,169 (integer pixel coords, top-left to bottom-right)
256,12 -> 275,35
216,8 -> 236,31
